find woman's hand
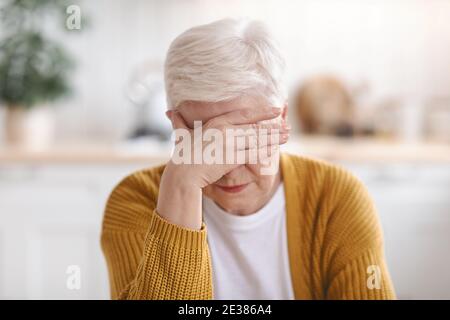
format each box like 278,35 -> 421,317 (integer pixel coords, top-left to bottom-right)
156,106 -> 290,230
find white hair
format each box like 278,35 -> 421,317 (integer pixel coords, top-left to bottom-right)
164,18 -> 286,109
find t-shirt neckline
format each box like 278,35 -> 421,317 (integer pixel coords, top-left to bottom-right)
202,183 -> 285,231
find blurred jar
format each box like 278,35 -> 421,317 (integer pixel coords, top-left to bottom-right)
294,75 -> 355,137
424,97 -> 450,143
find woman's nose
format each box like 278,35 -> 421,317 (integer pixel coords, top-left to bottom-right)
223,165 -> 246,178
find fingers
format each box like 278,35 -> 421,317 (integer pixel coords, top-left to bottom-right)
209,106 -> 282,126
233,143 -> 280,166
167,106 -> 288,168
229,121 -> 290,149
231,121 -> 290,137
228,130 -> 289,151
221,125 -> 287,166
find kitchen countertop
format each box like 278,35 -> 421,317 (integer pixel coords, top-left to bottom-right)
0,136 -> 449,164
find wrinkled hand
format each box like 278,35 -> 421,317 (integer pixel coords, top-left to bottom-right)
166,106 -> 289,188
156,106 -> 290,230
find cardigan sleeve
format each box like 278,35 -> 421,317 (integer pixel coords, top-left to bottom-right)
325,245 -> 395,299
323,168 -> 396,300
100,171 -> 213,300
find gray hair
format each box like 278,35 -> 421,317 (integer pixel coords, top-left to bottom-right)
164,18 -> 287,109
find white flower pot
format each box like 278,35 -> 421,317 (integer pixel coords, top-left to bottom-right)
4,105 -> 55,150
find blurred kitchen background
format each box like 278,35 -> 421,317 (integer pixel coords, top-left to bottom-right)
0,0 -> 449,299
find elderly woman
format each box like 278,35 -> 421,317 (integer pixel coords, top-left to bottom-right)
101,18 -> 395,300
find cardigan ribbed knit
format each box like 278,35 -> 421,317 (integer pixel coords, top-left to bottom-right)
101,153 -> 396,300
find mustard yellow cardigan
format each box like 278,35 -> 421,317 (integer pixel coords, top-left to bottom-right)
101,153 -> 396,300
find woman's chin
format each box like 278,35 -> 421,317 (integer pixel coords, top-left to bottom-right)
215,199 -> 251,215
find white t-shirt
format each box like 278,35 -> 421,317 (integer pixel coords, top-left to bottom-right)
202,183 -> 295,300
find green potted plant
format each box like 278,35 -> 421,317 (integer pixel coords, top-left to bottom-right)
0,0 -> 76,149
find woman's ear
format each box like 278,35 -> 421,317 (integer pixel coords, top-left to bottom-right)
166,110 -> 188,130
281,102 -> 288,122
165,110 -> 174,129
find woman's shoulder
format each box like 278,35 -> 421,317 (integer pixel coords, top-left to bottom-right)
101,163 -> 166,233
281,153 -> 374,218
281,152 -> 363,189
282,152 -> 379,239
114,163 -> 166,196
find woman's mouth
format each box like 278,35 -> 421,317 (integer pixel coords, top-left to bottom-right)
216,183 -> 250,194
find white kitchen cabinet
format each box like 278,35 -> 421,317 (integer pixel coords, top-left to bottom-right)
0,161 -> 163,299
